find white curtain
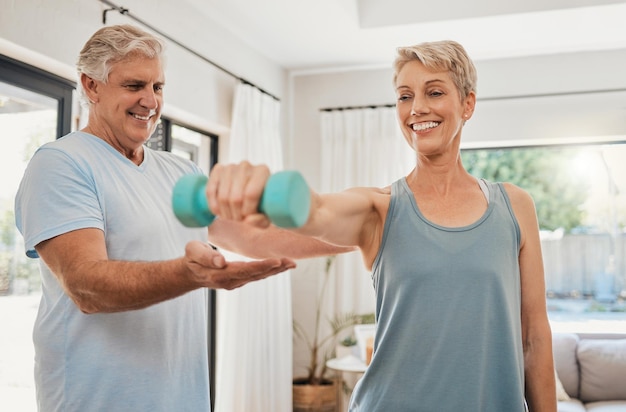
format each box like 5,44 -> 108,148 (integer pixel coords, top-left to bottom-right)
214,83 -> 292,412
320,107 -> 414,317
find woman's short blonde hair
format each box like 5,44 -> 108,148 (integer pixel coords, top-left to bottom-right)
393,40 -> 477,101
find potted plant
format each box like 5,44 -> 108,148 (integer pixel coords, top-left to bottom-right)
335,334 -> 358,359
292,255 -> 369,412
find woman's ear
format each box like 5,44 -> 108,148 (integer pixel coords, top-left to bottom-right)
80,73 -> 99,104
463,91 -> 476,120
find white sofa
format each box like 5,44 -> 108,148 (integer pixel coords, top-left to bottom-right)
553,333 -> 626,412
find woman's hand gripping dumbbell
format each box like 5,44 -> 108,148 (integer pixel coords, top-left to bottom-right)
172,167 -> 311,229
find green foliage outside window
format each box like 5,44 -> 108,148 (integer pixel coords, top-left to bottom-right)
461,147 -> 588,233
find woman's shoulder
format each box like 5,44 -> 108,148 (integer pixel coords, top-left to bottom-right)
500,182 -> 535,207
499,182 -> 539,240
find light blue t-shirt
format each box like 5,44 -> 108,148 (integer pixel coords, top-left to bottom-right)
349,178 -> 525,411
15,132 -> 211,412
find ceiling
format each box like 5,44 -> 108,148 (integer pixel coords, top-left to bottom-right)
183,0 -> 626,72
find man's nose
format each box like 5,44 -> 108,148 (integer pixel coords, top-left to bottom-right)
140,87 -> 159,109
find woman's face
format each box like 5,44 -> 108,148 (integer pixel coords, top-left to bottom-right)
395,60 -> 474,158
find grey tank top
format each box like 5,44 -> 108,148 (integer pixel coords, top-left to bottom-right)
349,178 -> 526,412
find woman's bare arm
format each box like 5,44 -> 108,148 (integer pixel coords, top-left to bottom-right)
208,219 -> 355,259
505,183 -> 557,412
205,162 -> 385,263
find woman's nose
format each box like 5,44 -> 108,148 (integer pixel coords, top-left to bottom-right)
410,96 -> 428,116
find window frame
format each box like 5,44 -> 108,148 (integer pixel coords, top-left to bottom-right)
0,54 -> 74,138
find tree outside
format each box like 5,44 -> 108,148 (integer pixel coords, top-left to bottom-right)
461,146 -> 590,232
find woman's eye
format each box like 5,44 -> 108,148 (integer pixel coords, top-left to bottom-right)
429,90 -> 444,97
397,95 -> 411,102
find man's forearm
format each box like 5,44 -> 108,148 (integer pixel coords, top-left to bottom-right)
60,257 -> 196,314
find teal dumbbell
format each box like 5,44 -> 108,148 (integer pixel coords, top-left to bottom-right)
172,170 -> 311,228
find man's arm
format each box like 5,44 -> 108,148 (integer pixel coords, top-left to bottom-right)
36,228 -> 295,314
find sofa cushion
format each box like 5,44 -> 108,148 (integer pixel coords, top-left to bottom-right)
578,339 -> 626,402
557,399 -> 586,412
556,369 -> 571,401
553,333 -> 580,398
585,400 -> 626,412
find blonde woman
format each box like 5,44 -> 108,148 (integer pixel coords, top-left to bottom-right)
210,40 -> 556,411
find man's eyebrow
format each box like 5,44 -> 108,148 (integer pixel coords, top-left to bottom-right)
121,79 -> 146,84
119,79 -> 165,87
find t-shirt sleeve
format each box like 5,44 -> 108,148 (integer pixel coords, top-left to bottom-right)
15,147 -> 104,258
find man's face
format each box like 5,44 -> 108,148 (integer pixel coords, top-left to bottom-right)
91,55 -> 164,151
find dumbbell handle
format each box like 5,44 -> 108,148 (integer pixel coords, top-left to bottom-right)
172,170 -> 311,228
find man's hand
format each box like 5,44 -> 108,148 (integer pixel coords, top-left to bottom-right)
184,240 -> 296,290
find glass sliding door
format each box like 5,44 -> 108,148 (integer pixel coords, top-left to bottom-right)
0,80 -> 58,412
0,55 -> 75,412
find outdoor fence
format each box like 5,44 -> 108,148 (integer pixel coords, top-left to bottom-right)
542,233 -> 625,300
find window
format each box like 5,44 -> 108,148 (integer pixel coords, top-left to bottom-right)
147,118 -> 218,173
461,142 -> 626,334
0,55 -> 75,412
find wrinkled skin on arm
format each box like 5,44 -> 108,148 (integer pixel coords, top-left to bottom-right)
36,228 -> 296,314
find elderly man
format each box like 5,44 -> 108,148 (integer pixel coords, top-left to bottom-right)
15,24 -> 341,411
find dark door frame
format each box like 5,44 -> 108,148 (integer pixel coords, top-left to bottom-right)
0,54 -> 74,138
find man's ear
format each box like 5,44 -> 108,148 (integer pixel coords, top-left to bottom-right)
80,73 -> 99,104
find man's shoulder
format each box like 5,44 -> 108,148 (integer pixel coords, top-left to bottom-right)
37,131 -> 104,155
146,146 -> 203,174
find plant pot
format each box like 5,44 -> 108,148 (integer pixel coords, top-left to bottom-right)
293,378 -> 336,412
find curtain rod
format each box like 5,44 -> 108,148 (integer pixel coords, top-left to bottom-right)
320,103 -> 395,112
99,0 -> 279,101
